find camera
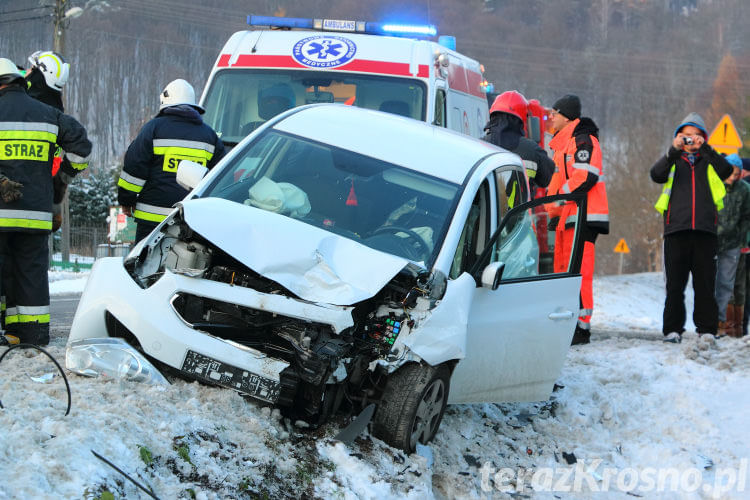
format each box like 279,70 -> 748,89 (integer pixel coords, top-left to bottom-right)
683,137 -> 694,145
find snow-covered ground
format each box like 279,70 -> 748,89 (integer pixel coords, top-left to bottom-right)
1,272 -> 748,499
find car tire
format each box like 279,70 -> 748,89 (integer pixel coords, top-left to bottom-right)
372,362 -> 450,453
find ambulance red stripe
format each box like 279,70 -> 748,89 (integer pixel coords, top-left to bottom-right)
218,54 -> 431,79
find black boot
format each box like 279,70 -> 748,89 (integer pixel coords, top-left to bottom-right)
571,325 -> 591,345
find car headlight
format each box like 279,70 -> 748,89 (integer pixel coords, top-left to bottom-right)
66,338 -> 168,385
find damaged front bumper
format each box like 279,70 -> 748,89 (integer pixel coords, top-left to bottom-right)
67,257 -> 354,404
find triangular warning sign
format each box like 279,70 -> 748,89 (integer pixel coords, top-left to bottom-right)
614,238 -> 630,254
708,114 -> 743,155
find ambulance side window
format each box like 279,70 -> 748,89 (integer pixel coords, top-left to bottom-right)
434,89 -> 446,127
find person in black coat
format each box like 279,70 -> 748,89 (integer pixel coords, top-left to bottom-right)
650,112 -> 732,342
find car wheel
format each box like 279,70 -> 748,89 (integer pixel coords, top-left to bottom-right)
372,362 -> 450,452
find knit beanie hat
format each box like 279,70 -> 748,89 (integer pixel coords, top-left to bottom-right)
673,112 -> 707,138
552,94 -> 581,120
725,153 -> 742,168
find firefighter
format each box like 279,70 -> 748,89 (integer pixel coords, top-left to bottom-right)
118,79 -> 226,242
0,58 -> 92,346
483,90 -> 554,194
25,51 -> 74,226
1,51 -> 72,332
546,94 -> 609,345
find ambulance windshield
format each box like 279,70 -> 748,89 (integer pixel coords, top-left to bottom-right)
202,69 -> 426,145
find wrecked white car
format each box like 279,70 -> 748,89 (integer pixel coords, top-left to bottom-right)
67,105 -> 585,452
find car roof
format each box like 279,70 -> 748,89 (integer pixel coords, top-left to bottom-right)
271,104 -> 504,185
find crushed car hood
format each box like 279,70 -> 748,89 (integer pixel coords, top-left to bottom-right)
181,198 -> 410,306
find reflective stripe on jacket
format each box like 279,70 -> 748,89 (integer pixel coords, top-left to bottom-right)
0,86 -> 91,233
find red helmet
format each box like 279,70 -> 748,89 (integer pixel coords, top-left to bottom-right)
489,90 -> 529,121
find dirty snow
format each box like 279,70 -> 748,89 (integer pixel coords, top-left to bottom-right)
0,272 -> 748,499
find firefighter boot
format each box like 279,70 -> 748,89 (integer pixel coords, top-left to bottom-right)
14,322 -> 49,346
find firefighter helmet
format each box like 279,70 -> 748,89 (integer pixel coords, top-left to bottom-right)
27,50 -> 69,91
0,58 -> 25,86
489,90 -> 528,121
159,78 -> 204,113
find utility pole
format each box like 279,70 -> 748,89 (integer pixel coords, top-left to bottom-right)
53,0 -> 71,263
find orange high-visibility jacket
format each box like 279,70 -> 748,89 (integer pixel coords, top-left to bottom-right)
547,117 -> 609,235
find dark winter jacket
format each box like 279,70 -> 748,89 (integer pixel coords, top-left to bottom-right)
0,85 -> 91,233
650,143 -> 732,236
118,105 -> 226,226
26,69 -> 74,204
483,113 -> 554,190
717,179 -> 750,253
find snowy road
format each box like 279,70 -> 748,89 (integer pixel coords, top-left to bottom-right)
1,272 -> 748,499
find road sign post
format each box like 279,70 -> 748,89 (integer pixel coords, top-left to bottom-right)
614,238 -> 630,275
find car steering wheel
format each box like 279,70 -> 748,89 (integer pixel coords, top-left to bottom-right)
370,225 -> 431,260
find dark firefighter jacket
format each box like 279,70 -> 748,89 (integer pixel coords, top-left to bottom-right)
483,113 -> 554,189
0,85 -> 91,232
650,143 -> 732,236
118,105 -> 226,225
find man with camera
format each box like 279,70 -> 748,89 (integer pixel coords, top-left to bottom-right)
651,112 -> 733,342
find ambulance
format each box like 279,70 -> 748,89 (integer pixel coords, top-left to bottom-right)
199,15 -> 491,147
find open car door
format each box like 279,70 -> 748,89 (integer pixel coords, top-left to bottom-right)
449,192 -> 586,404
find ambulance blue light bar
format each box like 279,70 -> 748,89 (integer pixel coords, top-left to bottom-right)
247,15 -> 437,38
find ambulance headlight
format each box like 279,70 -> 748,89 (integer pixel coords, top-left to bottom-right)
66,338 -> 169,385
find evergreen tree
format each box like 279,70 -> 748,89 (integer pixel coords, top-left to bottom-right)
68,166 -> 119,226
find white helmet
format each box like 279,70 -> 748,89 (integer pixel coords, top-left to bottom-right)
159,79 -> 204,113
0,58 -> 24,85
28,50 -> 69,91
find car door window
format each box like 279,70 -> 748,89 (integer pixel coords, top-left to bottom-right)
471,193 -> 584,281
494,166 -> 529,218
450,180 -> 491,279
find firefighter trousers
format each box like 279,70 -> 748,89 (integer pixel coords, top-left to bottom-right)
553,224 -> 597,331
0,231 -> 50,345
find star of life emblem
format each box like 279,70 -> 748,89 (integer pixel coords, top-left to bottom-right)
293,36 -> 357,68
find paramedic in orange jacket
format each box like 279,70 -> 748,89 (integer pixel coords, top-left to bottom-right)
547,94 -> 609,345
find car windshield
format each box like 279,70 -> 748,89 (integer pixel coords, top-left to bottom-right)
202,69 -> 426,145
202,131 -> 460,266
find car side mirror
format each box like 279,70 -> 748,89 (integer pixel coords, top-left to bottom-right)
176,160 -> 208,190
480,261 -> 505,290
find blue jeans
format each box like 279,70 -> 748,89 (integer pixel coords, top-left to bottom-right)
715,247 -> 741,321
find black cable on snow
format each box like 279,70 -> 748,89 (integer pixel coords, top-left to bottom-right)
91,450 -> 161,500
0,343 -> 72,416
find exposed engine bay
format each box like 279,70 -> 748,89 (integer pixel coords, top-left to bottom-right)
121,211 -> 447,423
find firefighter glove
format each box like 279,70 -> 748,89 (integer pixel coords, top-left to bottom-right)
0,174 -> 23,203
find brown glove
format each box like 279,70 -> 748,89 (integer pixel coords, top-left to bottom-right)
0,174 -> 23,203
53,173 -> 68,204
52,213 -> 62,232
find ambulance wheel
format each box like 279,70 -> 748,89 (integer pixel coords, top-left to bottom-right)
372,362 -> 450,453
